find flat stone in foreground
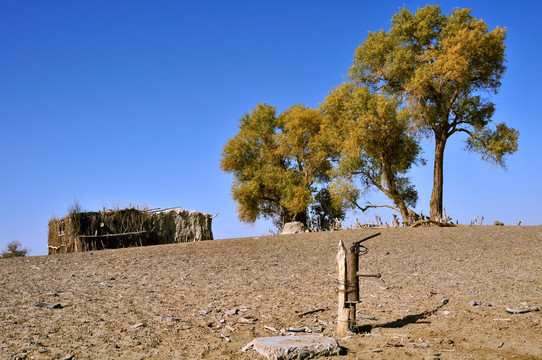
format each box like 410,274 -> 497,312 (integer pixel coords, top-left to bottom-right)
243,335 -> 340,359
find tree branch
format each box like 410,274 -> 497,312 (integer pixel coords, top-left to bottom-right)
355,202 -> 399,213
454,128 -> 475,137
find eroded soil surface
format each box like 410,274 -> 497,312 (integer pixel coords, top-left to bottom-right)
1,226 -> 541,359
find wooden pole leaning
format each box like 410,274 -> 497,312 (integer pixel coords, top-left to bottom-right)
336,240 -> 349,334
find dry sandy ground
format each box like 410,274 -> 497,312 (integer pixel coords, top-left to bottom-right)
1,226 -> 541,360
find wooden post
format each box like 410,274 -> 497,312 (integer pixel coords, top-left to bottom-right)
336,241 -> 349,334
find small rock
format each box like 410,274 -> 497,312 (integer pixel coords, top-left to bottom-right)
506,307 -> 539,314
281,222 -> 306,234
470,300 -> 492,307
264,325 -> 278,332
238,317 -> 256,324
225,308 -> 238,316
287,327 -> 307,332
307,325 -> 324,333
34,302 -> 63,309
132,323 -> 146,329
61,355 -> 74,360
162,316 -> 182,323
442,311 -> 450,316
441,298 -> 449,305
420,342 -> 430,348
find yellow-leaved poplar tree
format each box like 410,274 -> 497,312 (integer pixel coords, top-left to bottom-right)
220,103 -> 343,229
349,5 -> 518,220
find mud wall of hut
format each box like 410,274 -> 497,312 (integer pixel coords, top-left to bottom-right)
151,208 -> 213,244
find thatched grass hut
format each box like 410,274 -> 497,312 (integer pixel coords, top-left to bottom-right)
48,207 -> 213,254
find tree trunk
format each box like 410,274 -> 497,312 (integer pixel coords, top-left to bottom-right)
293,211 -> 308,228
381,161 -> 412,225
430,136 -> 447,220
397,202 -> 411,226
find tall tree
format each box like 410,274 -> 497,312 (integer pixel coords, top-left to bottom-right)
322,83 -> 422,224
220,103 -> 341,228
349,5 -> 518,220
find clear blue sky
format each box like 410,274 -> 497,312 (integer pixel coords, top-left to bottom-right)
1,1 -> 540,255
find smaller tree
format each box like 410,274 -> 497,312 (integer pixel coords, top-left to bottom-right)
2,240 -> 29,258
220,103 -> 342,229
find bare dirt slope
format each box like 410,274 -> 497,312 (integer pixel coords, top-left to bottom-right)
1,226 -> 541,359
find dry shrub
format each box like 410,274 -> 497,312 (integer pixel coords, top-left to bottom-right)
2,240 -> 28,258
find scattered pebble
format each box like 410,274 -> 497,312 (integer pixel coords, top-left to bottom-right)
225,308 -> 238,316
287,327 -> 307,332
307,325 -> 324,333
442,311 -> 450,316
238,317 -> 256,324
162,316 -> 182,323
506,307 -> 539,314
264,325 -> 278,332
34,302 -> 63,309
385,341 -> 404,347
470,301 -> 492,307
